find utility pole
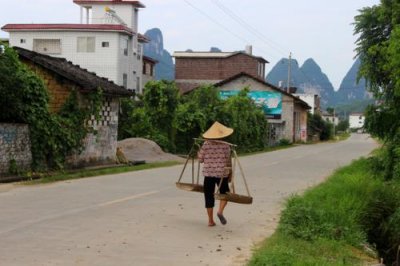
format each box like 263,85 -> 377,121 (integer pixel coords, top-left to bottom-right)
287,52 -> 292,93
333,108 -> 336,138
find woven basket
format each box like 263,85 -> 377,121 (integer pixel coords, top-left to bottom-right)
214,192 -> 253,204
176,182 -> 204,193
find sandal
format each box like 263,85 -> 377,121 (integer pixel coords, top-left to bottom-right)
217,213 -> 227,225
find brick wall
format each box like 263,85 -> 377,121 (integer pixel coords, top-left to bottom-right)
175,53 -> 260,80
23,60 -> 72,113
0,124 -> 32,175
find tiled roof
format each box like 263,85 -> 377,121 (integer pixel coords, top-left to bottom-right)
73,0 -> 145,8
14,46 -> 133,97
2,24 -> 134,35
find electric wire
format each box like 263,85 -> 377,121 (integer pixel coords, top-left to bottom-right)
211,0 -> 289,57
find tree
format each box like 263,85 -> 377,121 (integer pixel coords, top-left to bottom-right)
354,2 -> 400,263
219,89 -> 268,152
354,1 -> 400,180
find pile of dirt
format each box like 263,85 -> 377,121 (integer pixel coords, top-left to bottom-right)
117,138 -> 185,163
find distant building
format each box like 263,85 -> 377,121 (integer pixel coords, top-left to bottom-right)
142,55 -> 157,87
349,113 -> 365,129
2,0 -> 154,94
322,112 -> 339,126
215,72 -> 310,144
173,46 -> 268,93
293,93 -> 321,115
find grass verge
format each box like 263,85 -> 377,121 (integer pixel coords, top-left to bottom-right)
23,161 -> 181,185
248,157 -> 396,265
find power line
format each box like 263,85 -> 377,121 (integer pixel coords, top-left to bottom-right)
211,0 -> 289,57
183,0 -> 251,46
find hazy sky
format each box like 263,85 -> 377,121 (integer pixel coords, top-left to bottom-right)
0,0 -> 379,89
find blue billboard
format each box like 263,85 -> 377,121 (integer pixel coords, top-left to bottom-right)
219,90 -> 282,119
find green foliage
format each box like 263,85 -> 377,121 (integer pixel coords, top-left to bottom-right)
118,97 -> 153,140
0,47 -> 102,170
279,159 -> 375,245
272,156 -> 400,265
307,113 -> 333,141
8,159 -> 19,175
354,1 -> 400,180
360,180 -> 400,263
0,47 -> 50,123
336,119 -> 350,133
174,85 -> 222,152
219,89 -> 268,152
118,83 -> 269,154
249,233 -> 367,266
143,80 -> 180,152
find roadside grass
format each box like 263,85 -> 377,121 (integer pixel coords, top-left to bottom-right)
250,233 -> 375,266
248,158 -> 384,265
23,161 -> 181,185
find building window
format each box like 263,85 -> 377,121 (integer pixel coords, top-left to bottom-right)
33,39 -> 61,54
102,41 -> 109,48
77,37 -> 95,53
121,38 -> 129,56
123,73 -> 128,88
20,39 -> 26,44
136,76 -> 140,92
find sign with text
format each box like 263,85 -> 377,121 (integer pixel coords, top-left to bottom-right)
219,90 -> 282,119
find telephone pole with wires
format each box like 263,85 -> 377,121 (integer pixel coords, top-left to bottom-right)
287,52 -> 292,93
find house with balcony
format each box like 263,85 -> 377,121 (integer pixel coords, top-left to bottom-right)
2,0 -> 152,93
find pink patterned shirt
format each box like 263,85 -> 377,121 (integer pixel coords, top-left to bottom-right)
198,140 -> 231,178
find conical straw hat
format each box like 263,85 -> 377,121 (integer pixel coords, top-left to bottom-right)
202,121 -> 233,139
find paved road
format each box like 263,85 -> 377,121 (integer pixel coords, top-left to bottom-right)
0,134 -> 378,266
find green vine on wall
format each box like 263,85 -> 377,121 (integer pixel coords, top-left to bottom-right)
0,46 -> 104,171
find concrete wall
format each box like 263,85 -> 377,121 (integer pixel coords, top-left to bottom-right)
67,97 -> 119,167
0,124 -> 32,175
9,31 -> 141,91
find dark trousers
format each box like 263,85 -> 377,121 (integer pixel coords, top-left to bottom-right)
204,176 -> 230,208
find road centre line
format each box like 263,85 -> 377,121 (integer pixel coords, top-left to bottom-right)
98,190 -> 160,207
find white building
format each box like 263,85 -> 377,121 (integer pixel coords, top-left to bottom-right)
293,93 -> 321,115
349,113 -> 365,129
322,113 -> 339,126
2,0 -> 148,93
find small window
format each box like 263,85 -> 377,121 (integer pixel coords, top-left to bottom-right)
102,41 -> 109,48
20,39 -> 26,44
77,37 -> 95,53
136,76 -> 140,92
123,74 -> 128,88
121,38 -> 129,56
